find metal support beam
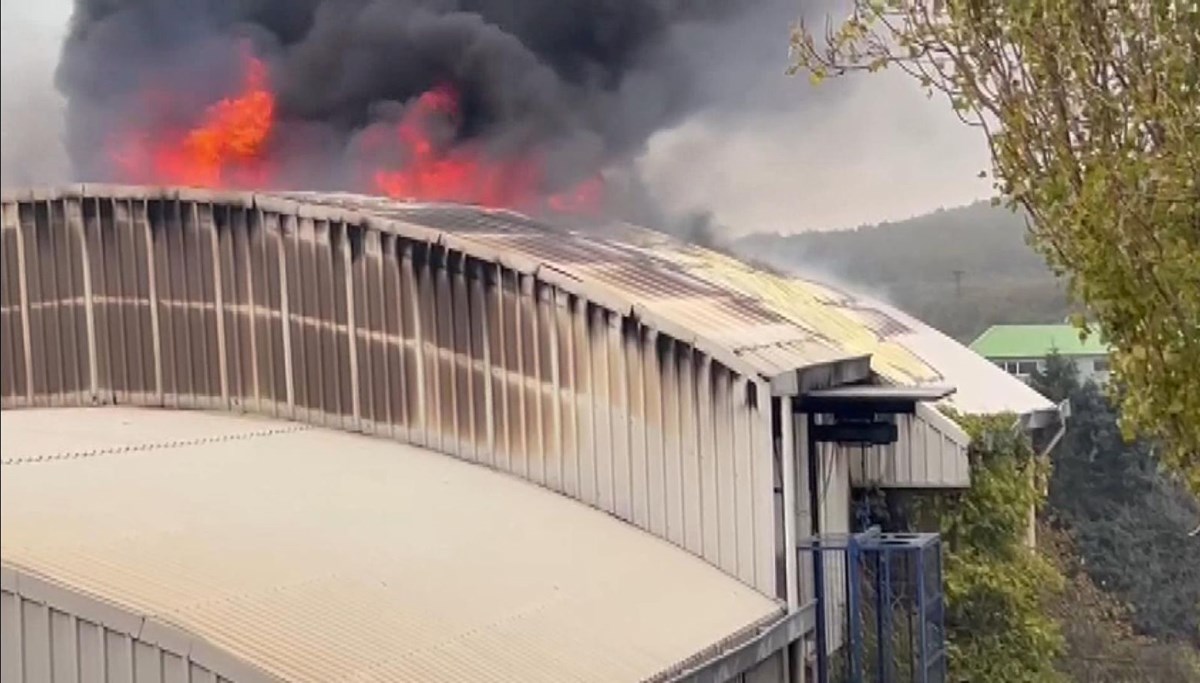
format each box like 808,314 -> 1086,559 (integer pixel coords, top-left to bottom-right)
780,396 -> 798,612
807,413 -> 829,683
810,421 -> 898,446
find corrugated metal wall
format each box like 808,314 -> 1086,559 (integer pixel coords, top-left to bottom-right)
845,404 -> 970,489
1,569 -> 271,683
0,590 -> 236,683
0,191 -> 776,595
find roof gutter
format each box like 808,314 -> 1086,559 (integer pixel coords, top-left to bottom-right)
1011,398 -> 1070,457
658,601 -> 817,683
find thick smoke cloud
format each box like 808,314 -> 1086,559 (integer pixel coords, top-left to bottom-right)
4,0 -> 992,237
55,0 -> 736,195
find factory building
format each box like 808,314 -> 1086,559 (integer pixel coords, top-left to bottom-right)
0,186 -> 1059,682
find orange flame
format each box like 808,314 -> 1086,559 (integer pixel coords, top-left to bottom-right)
110,46 -> 276,188
546,175 -> 605,214
368,83 -> 604,212
167,55 -> 274,186
108,50 -> 603,214
369,84 -> 538,208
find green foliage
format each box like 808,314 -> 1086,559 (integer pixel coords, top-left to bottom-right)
916,413 -> 1066,682
791,0 -> 1200,495
733,201 -> 1077,343
1040,522 -> 1200,682
942,554 -> 1067,683
1031,355 -> 1200,647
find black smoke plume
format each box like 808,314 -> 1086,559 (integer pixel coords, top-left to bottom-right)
56,0 -> 743,198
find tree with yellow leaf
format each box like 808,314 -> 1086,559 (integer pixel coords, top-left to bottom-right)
792,0 -> 1199,493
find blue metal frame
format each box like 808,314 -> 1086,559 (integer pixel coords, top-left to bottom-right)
798,532 -> 947,683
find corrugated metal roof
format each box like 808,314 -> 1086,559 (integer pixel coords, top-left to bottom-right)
618,237 -> 1056,417
362,198 -> 1049,416
257,189 -> 864,385
1,407 -> 781,683
1,184 -> 1052,415
0,185 -> 786,596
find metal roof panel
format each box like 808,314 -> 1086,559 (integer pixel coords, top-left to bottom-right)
1,407 -> 782,683
0,185 -> 1056,413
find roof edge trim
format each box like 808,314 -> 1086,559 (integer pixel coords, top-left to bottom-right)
916,401 -> 971,447
661,601 -> 816,683
770,354 -> 873,396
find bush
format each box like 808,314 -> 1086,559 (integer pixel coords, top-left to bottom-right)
914,413 -> 1066,683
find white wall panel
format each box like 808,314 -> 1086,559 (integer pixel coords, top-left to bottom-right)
1,586 -> 249,683
846,403 -> 970,489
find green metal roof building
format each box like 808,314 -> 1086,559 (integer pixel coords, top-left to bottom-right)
970,324 -> 1111,381
970,324 -> 1110,359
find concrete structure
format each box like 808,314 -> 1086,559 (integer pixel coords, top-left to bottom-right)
971,324 -> 1111,384
0,185 -> 1060,682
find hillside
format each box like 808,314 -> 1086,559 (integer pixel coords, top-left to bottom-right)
733,202 -> 1075,342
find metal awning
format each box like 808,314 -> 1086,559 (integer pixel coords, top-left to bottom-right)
797,384 -> 956,415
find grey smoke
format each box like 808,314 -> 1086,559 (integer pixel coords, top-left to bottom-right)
634,0 -> 992,235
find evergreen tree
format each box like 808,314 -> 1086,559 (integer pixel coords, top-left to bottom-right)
1031,355 -> 1200,645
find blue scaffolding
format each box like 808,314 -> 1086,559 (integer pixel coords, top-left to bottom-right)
798,531 -> 946,683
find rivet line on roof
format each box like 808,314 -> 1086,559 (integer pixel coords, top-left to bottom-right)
1,423 -> 313,466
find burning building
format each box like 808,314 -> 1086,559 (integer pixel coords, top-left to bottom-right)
0,184 -> 1062,682
0,2 -> 1066,682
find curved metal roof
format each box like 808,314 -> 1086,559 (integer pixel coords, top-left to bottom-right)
22,184 -> 867,392
266,187 -> 1055,416
3,185 -> 1053,416
1,407 -> 781,683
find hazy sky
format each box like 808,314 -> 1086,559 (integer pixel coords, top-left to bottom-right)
1,0 -> 71,188
0,0 -> 992,235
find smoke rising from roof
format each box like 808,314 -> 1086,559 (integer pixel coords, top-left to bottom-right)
53,0 -> 738,202
2,0 -> 991,237
633,0 -> 991,236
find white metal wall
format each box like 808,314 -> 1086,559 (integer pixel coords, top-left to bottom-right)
792,419 -> 852,543
845,403 -> 970,489
0,585 -> 260,683
1,565 -> 276,683
0,191 -> 777,595
793,419 -> 852,656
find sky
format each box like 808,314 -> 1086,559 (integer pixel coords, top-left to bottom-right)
0,0 -> 993,236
